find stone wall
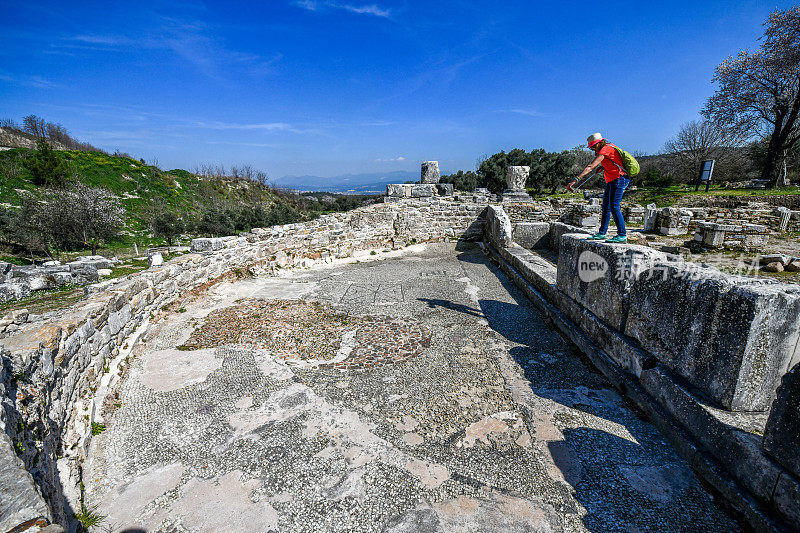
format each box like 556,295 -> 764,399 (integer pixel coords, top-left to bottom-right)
0,257 -> 115,304
483,210 -> 800,529
645,204 -> 800,237
0,196 -> 489,531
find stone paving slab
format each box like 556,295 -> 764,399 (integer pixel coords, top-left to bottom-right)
84,243 -> 740,533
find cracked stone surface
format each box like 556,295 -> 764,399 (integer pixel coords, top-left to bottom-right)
84,243 -> 740,532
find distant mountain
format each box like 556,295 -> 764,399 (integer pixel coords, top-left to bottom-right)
273,170 -> 417,193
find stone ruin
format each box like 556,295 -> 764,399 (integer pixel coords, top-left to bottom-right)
483,206 -> 800,530
640,203 -> 799,248
1,164 -> 799,532
385,161 -> 453,200
0,256 -> 117,303
500,165 -> 532,203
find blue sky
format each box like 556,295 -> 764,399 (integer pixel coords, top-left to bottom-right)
0,0 -> 795,178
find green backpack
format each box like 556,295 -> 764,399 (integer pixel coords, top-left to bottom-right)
608,143 -> 640,177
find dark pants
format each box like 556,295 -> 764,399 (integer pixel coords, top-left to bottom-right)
599,176 -> 629,237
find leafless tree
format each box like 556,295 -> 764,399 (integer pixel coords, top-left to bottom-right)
22,115 -> 47,138
0,118 -> 20,130
703,6 -> 800,186
45,122 -> 71,147
663,120 -> 747,182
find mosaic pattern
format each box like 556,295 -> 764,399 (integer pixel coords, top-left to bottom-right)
181,299 -> 431,369
320,316 -> 431,370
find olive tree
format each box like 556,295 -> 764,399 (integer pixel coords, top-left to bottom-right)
703,6 -> 800,187
14,186 -> 124,259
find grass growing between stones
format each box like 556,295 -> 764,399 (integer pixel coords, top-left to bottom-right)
75,504 -> 105,530
0,284 -> 84,315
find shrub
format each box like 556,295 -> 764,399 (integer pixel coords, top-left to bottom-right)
22,138 -> 72,187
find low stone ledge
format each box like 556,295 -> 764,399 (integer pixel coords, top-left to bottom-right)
495,241 -> 652,378
640,365 -> 780,501
764,363 -> 800,478
484,242 -> 796,531
556,234 -> 667,332
626,263 -> 800,412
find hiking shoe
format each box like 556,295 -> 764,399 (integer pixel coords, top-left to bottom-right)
605,235 -> 628,244
588,233 -> 607,240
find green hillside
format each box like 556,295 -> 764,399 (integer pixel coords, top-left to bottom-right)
0,148 -> 282,233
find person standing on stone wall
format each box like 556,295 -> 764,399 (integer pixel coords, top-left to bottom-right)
568,132 -> 630,243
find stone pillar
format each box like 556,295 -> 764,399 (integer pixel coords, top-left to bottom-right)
421,161 -> 440,184
501,166 -> 531,203
644,203 -> 658,232
775,207 -> 791,233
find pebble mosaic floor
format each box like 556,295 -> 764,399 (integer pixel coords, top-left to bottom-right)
84,243 -> 742,533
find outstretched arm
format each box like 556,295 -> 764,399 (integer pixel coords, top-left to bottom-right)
567,154 -> 605,191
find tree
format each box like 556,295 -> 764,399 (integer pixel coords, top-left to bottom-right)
22,115 -> 47,138
23,138 -> 72,186
13,186 -> 124,259
69,185 -> 125,254
265,203 -> 301,226
198,205 -> 235,237
663,120 -> 746,182
477,149 -> 531,193
150,204 -> 185,246
15,190 -> 77,260
703,6 -> 800,187
440,170 -> 478,191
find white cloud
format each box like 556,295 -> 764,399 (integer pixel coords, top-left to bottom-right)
375,156 -> 405,162
503,109 -> 546,117
61,17 -> 281,80
293,1 -> 391,18
194,121 -> 293,131
0,71 -> 60,89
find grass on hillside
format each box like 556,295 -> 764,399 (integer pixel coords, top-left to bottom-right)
0,148 -> 283,234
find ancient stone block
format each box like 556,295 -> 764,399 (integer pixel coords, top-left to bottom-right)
625,264 -> 800,411
658,207 -> 690,236
513,222 -> 550,249
560,204 -> 600,228
485,205 -> 512,248
68,263 -> 99,285
436,183 -> 454,197
772,471 -> 800,527
760,254 -> 791,266
386,184 -> 407,197
556,235 -> 667,331
191,238 -> 225,252
71,255 -> 113,270
411,184 -> 436,198
764,363 -> 800,478
0,431 -> 51,532
547,222 -> 591,253
148,253 -> 164,268
421,161 -> 440,184
775,206 -> 791,233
